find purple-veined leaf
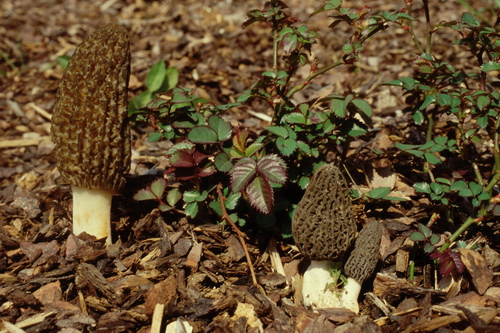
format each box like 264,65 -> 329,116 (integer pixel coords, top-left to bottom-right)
231,158 -> 257,193
246,175 -> 274,214
256,154 -> 287,185
170,149 -> 195,168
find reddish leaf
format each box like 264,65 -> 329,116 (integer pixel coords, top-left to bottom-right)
431,249 -> 465,276
231,158 -> 257,193
170,149 -> 195,168
256,154 -> 287,185
192,150 -> 212,165
246,175 -> 274,214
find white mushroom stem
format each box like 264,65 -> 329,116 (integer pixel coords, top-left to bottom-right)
302,260 -> 343,309
341,277 -> 362,314
71,185 -> 113,244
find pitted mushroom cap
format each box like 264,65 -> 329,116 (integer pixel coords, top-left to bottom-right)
344,220 -> 382,281
292,163 -> 356,261
51,23 -> 131,192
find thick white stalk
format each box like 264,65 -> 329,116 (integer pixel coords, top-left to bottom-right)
302,260 -> 343,308
71,185 -> 113,244
341,277 -> 362,313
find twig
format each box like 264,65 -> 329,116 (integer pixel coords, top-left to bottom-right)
216,184 -> 264,294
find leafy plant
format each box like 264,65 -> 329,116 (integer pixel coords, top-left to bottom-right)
410,223 -> 465,277
387,4 -> 500,256
129,0 -> 410,228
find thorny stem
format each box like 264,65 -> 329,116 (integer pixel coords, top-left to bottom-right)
217,183 -> 264,294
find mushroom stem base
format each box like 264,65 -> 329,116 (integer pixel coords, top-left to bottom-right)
302,260 -> 343,309
342,277 -> 362,314
71,185 -> 113,244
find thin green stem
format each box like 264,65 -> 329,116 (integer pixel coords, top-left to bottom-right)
406,2 -> 424,54
422,0 -> 432,55
286,59 -> 344,99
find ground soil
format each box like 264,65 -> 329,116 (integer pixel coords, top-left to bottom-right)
1,0 -> 500,332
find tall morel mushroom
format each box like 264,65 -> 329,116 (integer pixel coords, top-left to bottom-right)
343,220 -> 382,313
51,23 -> 131,244
292,163 -> 357,309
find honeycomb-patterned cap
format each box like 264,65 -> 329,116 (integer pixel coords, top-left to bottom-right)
51,24 -> 131,192
292,163 -> 356,261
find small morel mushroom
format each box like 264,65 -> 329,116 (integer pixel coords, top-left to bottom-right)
51,24 -> 131,244
343,220 -> 382,313
292,163 -> 357,309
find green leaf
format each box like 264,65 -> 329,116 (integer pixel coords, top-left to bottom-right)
231,158 -> 257,193
149,132 -> 163,142
134,189 -> 157,201
208,115 -> 232,141
331,99 -> 347,118
412,110 -> 425,125
146,60 -> 167,92
424,152 -> 441,165
266,126 -> 289,137
367,187 -> 392,199
419,94 -> 436,110
150,178 -> 167,198
450,180 -> 468,191
276,137 -> 296,156
225,192 -> 242,210
352,99 -> 373,117
410,231 -> 426,242
215,152 -> 232,172
414,182 -> 431,193
183,190 -> 201,203
469,182 -> 483,196
430,182 -> 444,195
477,191 -> 491,201
481,61 -> 500,72
418,223 -> 432,238
345,120 -> 368,137
165,67 -> 179,90
185,202 -> 199,217
188,126 -> 218,143
477,95 -> 490,110
166,188 -> 182,206
286,112 -> 307,124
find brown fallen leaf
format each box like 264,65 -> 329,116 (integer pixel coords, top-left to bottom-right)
457,248 -> 493,295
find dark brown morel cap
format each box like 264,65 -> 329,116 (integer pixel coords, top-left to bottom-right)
344,220 -> 382,281
52,23 -> 131,192
292,163 -> 356,261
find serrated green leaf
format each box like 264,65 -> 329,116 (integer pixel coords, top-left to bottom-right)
419,94 -> 436,110
208,115 -> 232,141
166,188 -> 182,206
424,152 -> 441,165
418,223 -> 432,238
276,137 -> 296,156
286,112 -> 307,124
225,192 -> 242,210
134,189 -> 157,201
150,178 -> 167,198
185,202 -> 199,217
430,182 -> 443,195
188,126 -> 218,143
469,182 -> 483,196
331,99 -> 347,118
352,99 -> 372,117
149,132 -> 163,142
158,204 -> 173,212
410,231 -> 426,242
414,182 -> 431,193
450,180 -> 468,191
266,126 -> 289,137
215,152 -> 233,172
183,190 -> 201,203
477,191 -> 491,201
367,187 -> 392,199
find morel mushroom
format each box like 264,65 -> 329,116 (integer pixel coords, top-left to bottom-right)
51,24 -> 131,244
343,220 -> 382,313
292,163 -> 357,309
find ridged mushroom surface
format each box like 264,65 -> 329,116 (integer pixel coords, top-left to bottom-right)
344,220 -> 383,281
51,23 -> 131,192
292,163 -> 356,261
